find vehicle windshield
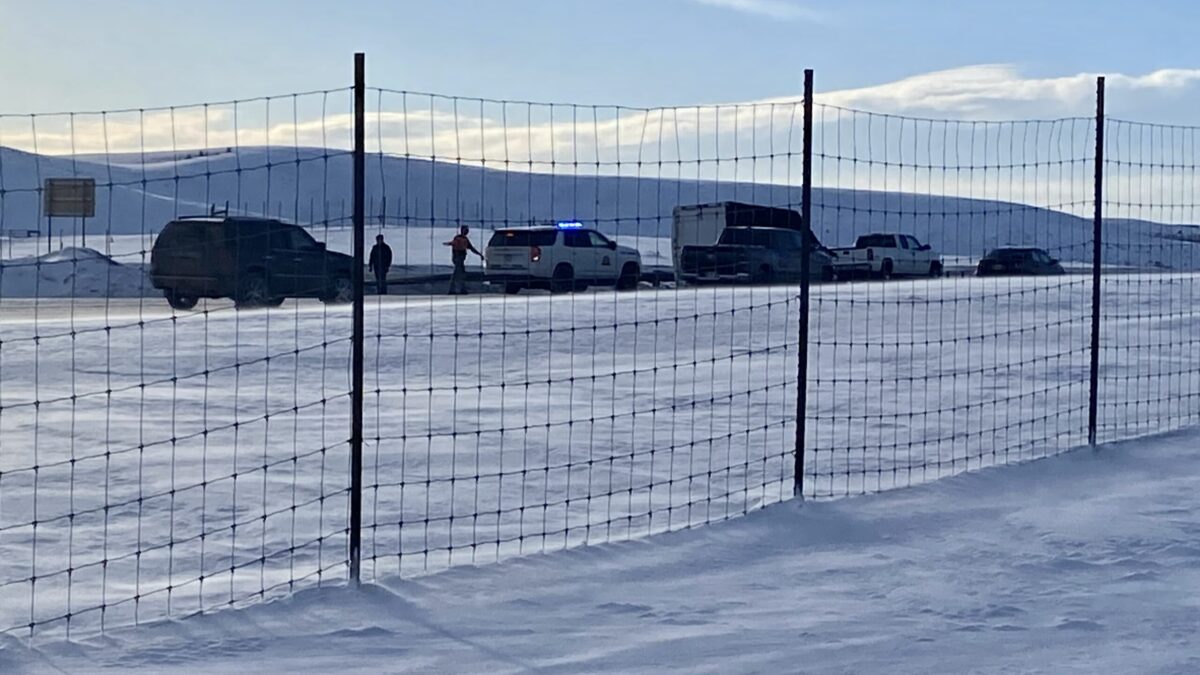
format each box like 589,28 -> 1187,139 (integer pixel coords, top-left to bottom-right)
721,229 -> 774,247
488,230 -> 557,247
587,231 -> 612,247
987,248 -> 1034,260
157,223 -> 207,250
291,227 -> 322,250
856,234 -> 895,248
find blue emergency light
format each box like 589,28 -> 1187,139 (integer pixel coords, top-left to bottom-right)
556,221 -> 584,229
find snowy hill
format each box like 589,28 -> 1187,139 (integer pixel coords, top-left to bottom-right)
3,146 -> 1198,268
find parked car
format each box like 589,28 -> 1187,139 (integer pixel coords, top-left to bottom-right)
150,216 -> 355,309
976,247 -> 1066,276
678,226 -> 833,285
830,233 -> 942,279
484,222 -> 642,294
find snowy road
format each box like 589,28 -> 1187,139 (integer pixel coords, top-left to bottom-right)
5,428 -> 1199,673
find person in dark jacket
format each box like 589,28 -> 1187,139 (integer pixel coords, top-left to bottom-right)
368,234 -> 393,295
444,225 -> 484,295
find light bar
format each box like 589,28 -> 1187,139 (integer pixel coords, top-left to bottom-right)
556,221 -> 584,229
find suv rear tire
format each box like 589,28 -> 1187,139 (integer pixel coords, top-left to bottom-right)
164,289 -> 199,311
929,261 -> 943,278
755,265 -> 776,285
551,264 -> 575,293
617,263 -> 640,290
236,272 -> 274,308
322,274 -> 354,304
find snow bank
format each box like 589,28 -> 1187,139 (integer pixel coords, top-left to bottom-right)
4,429 -> 1198,673
0,247 -> 154,298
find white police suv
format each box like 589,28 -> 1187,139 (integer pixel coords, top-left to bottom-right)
484,222 -> 642,294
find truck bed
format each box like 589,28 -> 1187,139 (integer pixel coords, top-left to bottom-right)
678,245 -> 764,281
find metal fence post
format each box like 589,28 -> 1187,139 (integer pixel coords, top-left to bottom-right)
793,69 -> 814,497
1087,76 -> 1105,446
349,52 -> 366,584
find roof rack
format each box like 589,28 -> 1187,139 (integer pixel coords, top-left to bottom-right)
177,203 -> 231,220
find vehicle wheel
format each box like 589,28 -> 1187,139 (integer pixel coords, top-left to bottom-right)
551,264 -> 575,293
235,272 -> 273,308
820,265 -> 835,283
617,263 -> 640,290
322,275 -> 354,304
879,259 -> 894,280
928,261 -> 943,278
164,289 -> 199,311
504,283 -> 522,295
756,265 -> 776,285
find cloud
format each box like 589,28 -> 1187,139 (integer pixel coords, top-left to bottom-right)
687,0 -> 820,21
6,64 -> 1200,165
6,65 -> 1200,222
795,64 -> 1200,120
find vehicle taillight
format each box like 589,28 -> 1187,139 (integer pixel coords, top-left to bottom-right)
867,248 -> 875,261
531,246 -> 541,262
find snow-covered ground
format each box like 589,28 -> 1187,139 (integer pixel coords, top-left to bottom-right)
2,273 -> 1197,647
3,427 -> 1199,673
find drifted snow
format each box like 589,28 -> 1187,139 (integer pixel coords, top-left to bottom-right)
0,247 -> 153,298
3,429 -> 1199,673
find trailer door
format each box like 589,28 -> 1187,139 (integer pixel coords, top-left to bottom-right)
672,204 -> 728,279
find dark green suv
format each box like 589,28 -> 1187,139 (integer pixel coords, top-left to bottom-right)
976,247 -> 1066,277
150,216 -> 355,309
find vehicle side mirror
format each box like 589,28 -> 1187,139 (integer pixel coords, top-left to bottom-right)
919,244 -> 931,251
607,241 -> 617,250
1049,258 -> 1059,265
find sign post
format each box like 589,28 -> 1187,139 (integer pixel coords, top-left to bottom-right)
44,178 -> 96,252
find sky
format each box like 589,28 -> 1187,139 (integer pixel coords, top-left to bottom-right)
0,2 -> 1198,226
2,0 -> 1200,121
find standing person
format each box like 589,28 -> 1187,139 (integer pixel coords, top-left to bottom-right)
444,225 -> 484,295
368,234 -> 393,295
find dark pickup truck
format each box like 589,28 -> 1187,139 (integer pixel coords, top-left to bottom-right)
678,226 -> 833,285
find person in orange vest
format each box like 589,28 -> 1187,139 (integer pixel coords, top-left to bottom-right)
444,225 -> 484,295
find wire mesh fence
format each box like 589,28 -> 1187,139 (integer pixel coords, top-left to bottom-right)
356,89 -> 805,578
1098,118 -> 1200,442
2,61 -> 1200,641
802,110 -> 1100,496
0,90 -> 360,639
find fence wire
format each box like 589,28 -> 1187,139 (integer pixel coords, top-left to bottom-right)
1098,119 -> 1200,441
3,71 -> 1200,642
802,109 -> 1099,497
0,90 -> 357,639
358,91 -> 803,577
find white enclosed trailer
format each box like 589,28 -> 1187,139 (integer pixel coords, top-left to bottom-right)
671,201 -> 812,280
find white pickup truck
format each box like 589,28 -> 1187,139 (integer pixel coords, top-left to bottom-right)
830,233 -> 942,279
